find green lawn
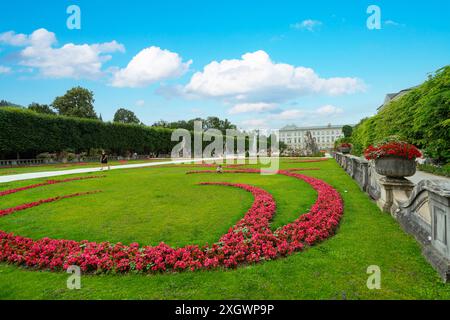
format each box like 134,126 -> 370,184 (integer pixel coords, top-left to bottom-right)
0,159 -> 166,175
0,159 -> 449,299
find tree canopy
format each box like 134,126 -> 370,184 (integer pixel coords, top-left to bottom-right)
0,100 -> 22,108
153,116 -> 237,134
52,87 -> 98,119
28,103 -> 56,115
351,66 -> 450,163
113,108 -> 141,124
342,125 -> 353,138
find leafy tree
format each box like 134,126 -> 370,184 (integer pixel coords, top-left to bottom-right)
52,87 -> 97,119
0,100 -> 11,107
152,120 -> 170,128
342,125 -> 353,138
0,107 -> 175,158
279,141 -> 288,154
152,117 -> 237,134
28,102 -> 56,115
351,65 -> 450,163
0,100 -> 22,108
113,108 -> 141,124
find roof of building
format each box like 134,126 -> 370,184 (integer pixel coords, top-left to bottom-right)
378,86 -> 419,110
279,124 -> 350,131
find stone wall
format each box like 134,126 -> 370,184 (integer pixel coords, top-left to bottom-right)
333,152 -> 450,282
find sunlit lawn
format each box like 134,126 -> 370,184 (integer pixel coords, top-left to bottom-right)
0,159 -> 166,176
0,159 -> 448,299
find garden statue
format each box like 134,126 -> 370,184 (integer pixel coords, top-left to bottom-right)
303,131 -> 319,156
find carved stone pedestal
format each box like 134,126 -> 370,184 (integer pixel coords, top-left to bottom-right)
377,177 -> 415,216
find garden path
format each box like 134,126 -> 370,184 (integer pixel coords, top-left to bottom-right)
0,157 -> 228,184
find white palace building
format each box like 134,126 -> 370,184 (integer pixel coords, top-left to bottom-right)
278,124 -> 346,151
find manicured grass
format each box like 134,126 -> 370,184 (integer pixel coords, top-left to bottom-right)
0,159 -> 449,299
0,159 -> 166,175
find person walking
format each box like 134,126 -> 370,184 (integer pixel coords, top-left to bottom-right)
100,151 -> 110,171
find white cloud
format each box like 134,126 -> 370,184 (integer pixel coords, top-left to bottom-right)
384,20 -> 405,27
0,28 -> 125,79
291,20 -> 323,32
91,41 -> 125,53
0,66 -> 11,74
183,50 -> 364,103
0,31 -> 29,46
270,109 -> 306,120
229,102 -> 277,114
111,47 -> 192,88
240,119 -> 268,129
315,104 -> 343,116
135,100 -> 145,107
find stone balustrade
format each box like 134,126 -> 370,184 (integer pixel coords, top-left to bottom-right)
333,152 -> 450,282
0,159 -> 45,167
0,155 -> 168,168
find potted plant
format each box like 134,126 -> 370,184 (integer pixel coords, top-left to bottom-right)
338,143 -> 352,154
364,139 -> 422,178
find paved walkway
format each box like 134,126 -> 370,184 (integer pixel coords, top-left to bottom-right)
1,157 -> 448,185
0,158 -> 224,184
409,170 -> 450,184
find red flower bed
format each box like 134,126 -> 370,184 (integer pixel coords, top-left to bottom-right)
58,162 -> 91,168
0,172 -> 19,176
186,168 -> 320,175
284,168 -> 321,172
0,191 -> 102,217
0,169 -> 343,274
364,141 -> 422,160
286,158 -> 328,163
0,176 -> 105,197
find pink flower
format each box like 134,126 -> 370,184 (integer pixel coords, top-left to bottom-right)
0,169 -> 343,274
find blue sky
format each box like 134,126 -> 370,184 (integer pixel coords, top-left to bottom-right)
0,0 -> 449,129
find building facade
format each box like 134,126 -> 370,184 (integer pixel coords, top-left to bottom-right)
278,124 -> 346,151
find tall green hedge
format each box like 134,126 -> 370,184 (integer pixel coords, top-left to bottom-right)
351,66 -> 450,163
0,107 -> 175,158
0,107 -> 274,159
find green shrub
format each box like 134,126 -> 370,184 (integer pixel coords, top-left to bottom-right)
0,107 -> 264,159
0,107 -> 175,158
418,163 -> 450,177
351,66 -> 450,163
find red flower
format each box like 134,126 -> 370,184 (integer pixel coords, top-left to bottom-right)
0,169 -> 344,274
364,141 -> 422,160
0,175 -> 105,197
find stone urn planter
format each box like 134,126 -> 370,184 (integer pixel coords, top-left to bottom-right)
375,156 -> 417,178
339,147 -> 351,154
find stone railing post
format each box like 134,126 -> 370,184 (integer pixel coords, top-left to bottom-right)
377,177 -> 415,215
429,184 -> 450,259
397,180 -> 450,282
353,157 -> 369,191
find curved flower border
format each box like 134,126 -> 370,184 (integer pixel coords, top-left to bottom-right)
0,175 -> 106,197
286,159 -> 328,163
0,170 -> 343,274
0,191 -> 102,217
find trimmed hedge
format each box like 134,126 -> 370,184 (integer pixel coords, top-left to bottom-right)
0,107 -> 175,158
0,107 -> 272,159
351,66 -> 450,163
